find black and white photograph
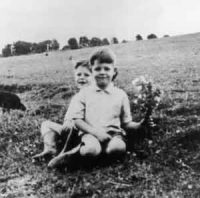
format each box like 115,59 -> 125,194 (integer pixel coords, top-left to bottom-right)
1,0 -> 200,197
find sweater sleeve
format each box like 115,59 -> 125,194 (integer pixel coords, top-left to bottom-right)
64,91 -> 85,122
120,92 -> 132,125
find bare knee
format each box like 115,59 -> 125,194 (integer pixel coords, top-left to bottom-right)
41,120 -> 62,137
80,134 -> 102,157
80,144 -> 101,157
106,137 -> 126,155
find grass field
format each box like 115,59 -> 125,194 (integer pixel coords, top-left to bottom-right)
1,33 -> 200,197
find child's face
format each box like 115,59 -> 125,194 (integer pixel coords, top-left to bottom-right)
74,66 -> 92,89
92,60 -> 115,89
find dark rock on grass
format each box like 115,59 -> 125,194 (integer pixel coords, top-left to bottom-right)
0,91 -> 26,112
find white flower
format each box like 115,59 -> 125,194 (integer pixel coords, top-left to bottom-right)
131,76 -> 161,112
133,99 -> 138,104
138,94 -> 142,99
132,76 -> 149,94
132,76 -> 148,86
132,78 -> 143,94
154,96 -> 161,104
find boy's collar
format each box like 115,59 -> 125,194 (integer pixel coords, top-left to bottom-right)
92,83 -> 114,94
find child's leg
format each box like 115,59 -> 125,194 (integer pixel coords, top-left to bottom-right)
80,134 -> 102,157
33,120 -> 62,159
105,136 -> 126,155
48,133 -> 101,168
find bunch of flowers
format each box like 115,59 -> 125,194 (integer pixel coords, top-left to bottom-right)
132,76 -> 161,121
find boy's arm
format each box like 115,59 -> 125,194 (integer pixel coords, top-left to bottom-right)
61,120 -> 74,133
121,92 -> 144,132
121,92 -> 134,126
75,119 -> 111,142
61,95 -> 78,133
63,94 -> 78,123
123,120 -> 142,131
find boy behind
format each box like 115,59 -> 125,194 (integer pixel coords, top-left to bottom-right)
33,60 -> 92,159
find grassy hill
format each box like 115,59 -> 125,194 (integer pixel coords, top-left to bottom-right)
1,33 -> 200,197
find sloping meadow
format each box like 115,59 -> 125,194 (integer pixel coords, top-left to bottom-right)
1,33 -> 200,197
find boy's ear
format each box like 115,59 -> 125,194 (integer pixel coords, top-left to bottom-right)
113,67 -> 118,81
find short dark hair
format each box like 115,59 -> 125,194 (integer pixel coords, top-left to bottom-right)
89,48 -> 116,66
74,60 -> 92,72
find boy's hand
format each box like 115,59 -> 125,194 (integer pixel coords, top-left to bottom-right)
95,128 -> 111,142
140,116 -> 155,128
141,106 -> 156,128
139,116 -> 155,140
106,126 -> 125,136
97,133 -> 111,142
61,120 -> 74,134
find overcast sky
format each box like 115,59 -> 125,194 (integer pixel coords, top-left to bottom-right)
1,0 -> 200,50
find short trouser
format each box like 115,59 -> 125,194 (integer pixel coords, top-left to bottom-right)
80,127 -> 127,156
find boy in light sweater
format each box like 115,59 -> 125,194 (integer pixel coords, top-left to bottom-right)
48,48 -> 147,168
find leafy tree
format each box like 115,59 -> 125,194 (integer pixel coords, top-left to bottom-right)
111,37 -> 119,44
102,38 -> 110,45
30,43 -> 38,53
68,38 -> 79,49
51,39 -> 60,50
136,34 -> 143,41
2,39 -> 60,56
2,44 -> 12,57
34,40 -> 52,53
79,36 -> 90,48
32,39 -> 59,53
90,37 -> 102,47
14,41 -> 32,55
147,34 -> 157,40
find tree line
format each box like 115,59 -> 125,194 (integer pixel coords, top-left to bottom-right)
2,39 -> 59,57
1,34 -> 169,57
62,36 -> 119,51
